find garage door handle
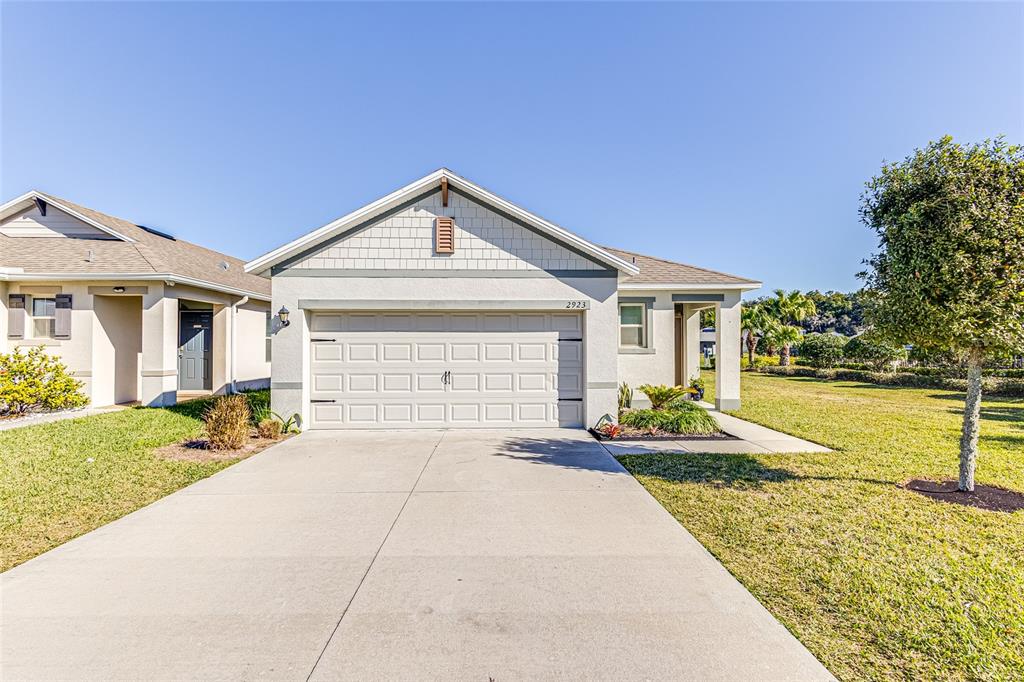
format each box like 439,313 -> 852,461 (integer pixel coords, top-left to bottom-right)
311,338 -> 336,343
442,371 -> 450,385
310,399 -> 336,404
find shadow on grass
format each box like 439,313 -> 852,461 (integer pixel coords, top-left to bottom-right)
618,451 -> 893,490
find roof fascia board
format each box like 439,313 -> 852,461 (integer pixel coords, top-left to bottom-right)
0,271 -> 269,301
619,281 -> 762,292
0,191 -> 137,243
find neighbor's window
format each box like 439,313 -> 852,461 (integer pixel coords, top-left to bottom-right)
265,310 -> 273,362
619,302 -> 647,348
31,297 -> 56,338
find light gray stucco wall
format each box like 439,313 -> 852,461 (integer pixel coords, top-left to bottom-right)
270,274 -> 618,429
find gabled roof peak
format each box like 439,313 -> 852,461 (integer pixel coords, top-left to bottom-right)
244,169 -> 640,276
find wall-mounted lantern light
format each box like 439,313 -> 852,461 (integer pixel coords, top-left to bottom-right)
278,306 -> 291,327
112,286 -> 126,293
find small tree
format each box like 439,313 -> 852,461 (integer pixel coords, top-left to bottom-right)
741,304 -> 777,365
766,325 -> 803,366
799,333 -> 847,369
764,290 -> 816,365
860,136 -> 1024,491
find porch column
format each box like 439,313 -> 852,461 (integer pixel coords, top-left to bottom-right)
141,291 -> 178,407
682,303 -> 702,386
715,292 -> 742,410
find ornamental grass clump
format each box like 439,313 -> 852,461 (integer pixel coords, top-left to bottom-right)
204,394 -> 251,450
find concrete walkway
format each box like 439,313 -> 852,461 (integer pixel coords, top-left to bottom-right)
602,404 -> 831,456
2,429 -> 832,681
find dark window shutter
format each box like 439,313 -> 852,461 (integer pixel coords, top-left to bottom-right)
435,217 -> 455,254
8,294 -> 25,339
54,294 -> 72,339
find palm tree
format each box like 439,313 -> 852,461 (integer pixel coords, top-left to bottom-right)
741,304 -> 776,365
764,290 -> 816,364
767,325 -> 803,366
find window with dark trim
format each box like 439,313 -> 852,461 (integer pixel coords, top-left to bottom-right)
31,297 -> 56,339
619,302 -> 648,348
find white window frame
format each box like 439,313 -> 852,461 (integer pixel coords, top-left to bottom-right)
30,297 -> 56,339
618,301 -> 651,351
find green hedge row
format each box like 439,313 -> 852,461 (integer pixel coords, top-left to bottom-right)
753,365 -> 1024,397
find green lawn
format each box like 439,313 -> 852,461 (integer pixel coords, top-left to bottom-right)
620,372 -> 1024,681
0,396 -> 256,572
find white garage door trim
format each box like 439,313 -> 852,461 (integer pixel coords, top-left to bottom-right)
308,311 -> 585,429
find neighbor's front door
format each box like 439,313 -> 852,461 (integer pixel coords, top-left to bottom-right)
178,311 -> 212,391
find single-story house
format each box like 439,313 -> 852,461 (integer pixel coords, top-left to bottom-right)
246,169 -> 760,430
0,191 -> 272,407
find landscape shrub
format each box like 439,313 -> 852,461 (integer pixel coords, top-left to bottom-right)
205,394 -> 251,450
637,384 -> 693,410
843,334 -> 907,370
741,354 -> 779,370
619,403 -> 721,435
797,333 -> 847,368
257,418 -> 283,440
755,365 -> 1024,397
0,347 -> 88,415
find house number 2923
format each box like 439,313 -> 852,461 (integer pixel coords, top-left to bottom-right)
565,301 -> 588,309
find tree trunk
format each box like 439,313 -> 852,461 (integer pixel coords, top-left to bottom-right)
746,333 -> 756,364
780,344 -> 791,366
958,349 -> 983,492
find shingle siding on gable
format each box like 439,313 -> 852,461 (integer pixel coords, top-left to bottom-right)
289,191 -> 605,272
0,205 -> 115,239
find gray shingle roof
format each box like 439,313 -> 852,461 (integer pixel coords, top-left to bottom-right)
1,193 -> 270,298
603,246 -> 759,286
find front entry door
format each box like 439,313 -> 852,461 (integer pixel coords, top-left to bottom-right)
178,311 -> 212,391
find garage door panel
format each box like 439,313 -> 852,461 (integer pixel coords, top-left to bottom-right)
308,312 -> 584,429
450,404 -> 481,423
450,343 -> 480,361
347,344 -> 377,362
484,373 -> 513,392
415,314 -> 446,331
557,401 -> 584,427
310,314 -> 343,332
483,343 -> 513,362
313,344 -> 343,362
347,314 -> 378,332
450,374 -> 480,392
416,343 -> 446,362
348,404 -> 379,423
416,404 -> 446,422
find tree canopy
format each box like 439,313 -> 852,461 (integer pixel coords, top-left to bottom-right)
860,136 -> 1024,357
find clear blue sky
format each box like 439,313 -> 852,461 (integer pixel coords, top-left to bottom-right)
2,2 -> 1021,295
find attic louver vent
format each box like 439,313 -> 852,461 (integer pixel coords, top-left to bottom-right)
435,217 -> 454,254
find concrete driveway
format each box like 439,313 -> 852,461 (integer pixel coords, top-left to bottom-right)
2,429 -> 831,681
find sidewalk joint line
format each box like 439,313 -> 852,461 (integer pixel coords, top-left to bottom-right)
304,430 -> 447,681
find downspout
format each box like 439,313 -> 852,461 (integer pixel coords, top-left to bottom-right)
230,295 -> 249,394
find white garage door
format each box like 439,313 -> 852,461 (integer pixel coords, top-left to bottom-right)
308,311 -> 584,429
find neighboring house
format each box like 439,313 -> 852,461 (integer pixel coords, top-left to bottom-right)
246,169 -> 760,430
701,327 -> 717,358
0,191 -> 271,407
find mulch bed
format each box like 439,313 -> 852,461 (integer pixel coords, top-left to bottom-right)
589,428 -> 738,442
903,478 -> 1024,513
155,433 -> 293,462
